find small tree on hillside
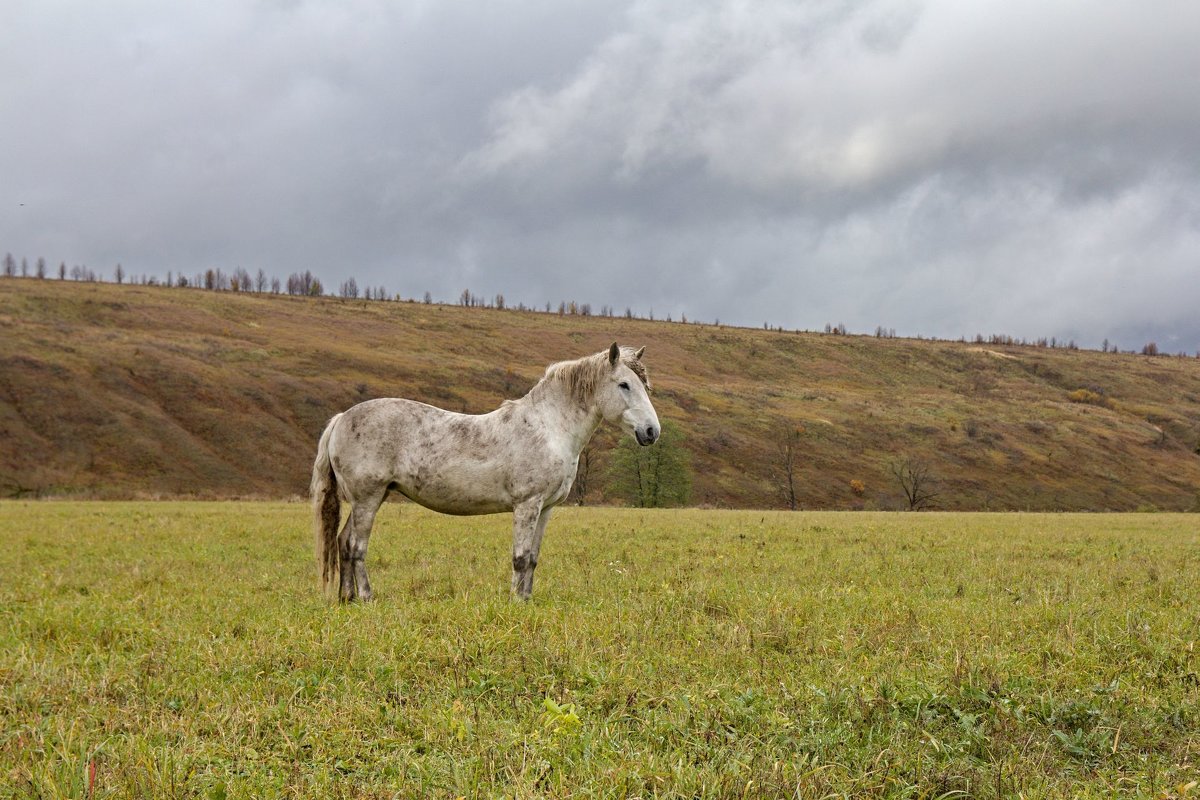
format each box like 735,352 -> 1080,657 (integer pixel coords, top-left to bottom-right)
570,444 -> 594,505
890,457 -> 939,511
232,267 -> 252,292
773,424 -> 804,510
606,419 -> 691,507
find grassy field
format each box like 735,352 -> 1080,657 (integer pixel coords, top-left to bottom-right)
2,502 -> 1198,798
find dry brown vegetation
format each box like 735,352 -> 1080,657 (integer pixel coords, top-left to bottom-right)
2,278 -> 1199,510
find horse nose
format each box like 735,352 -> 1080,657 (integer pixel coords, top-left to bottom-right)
646,425 -> 658,443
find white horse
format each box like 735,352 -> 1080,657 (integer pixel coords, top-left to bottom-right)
311,343 -> 659,601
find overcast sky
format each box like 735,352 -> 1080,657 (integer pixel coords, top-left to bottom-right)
3,1 -> 1198,351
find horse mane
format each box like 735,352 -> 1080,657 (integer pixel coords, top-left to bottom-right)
537,346 -> 650,406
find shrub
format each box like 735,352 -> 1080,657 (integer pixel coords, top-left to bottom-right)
1066,389 -> 1114,409
606,419 -> 692,508
849,479 -> 866,496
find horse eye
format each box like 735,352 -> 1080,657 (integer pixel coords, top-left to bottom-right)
618,381 -> 630,390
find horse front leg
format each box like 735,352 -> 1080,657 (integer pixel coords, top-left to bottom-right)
511,500 -> 544,601
528,507 -> 553,594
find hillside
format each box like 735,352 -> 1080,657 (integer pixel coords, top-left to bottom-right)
2,278 -> 1199,510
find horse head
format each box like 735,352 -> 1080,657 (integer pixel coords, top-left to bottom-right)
598,342 -> 659,446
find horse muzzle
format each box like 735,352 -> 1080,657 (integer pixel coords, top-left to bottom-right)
635,425 -> 659,447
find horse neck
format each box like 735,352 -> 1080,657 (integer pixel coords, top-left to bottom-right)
522,380 -> 602,456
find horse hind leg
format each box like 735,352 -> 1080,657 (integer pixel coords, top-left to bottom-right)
337,513 -> 357,603
345,489 -> 386,602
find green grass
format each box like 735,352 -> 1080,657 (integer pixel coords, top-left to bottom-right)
2,502 -> 1198,798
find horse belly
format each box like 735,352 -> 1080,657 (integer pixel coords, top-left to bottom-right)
396,464 -> 514,516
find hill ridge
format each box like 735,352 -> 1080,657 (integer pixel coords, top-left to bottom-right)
2,279 -> 1199,510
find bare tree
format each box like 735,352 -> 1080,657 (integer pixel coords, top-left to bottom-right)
571,445 -> 594,505
255,268 -> 268,293
773,425 -> 803,510
231,267 -> 252,292
114,263 -> 124,284
890,458 -> 939,510
286,270 -> 317,295
2,253 -> 14,277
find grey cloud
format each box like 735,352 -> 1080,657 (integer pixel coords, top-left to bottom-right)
2,0 -> 1198,351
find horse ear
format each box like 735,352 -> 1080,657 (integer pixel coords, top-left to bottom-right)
634,346 -> 645,360
608,342 -> 620,367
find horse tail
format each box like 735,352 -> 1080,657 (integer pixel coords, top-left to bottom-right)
311,413 -> 343,599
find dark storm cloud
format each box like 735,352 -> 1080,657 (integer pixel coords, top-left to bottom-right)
2,1 -> 1198,351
